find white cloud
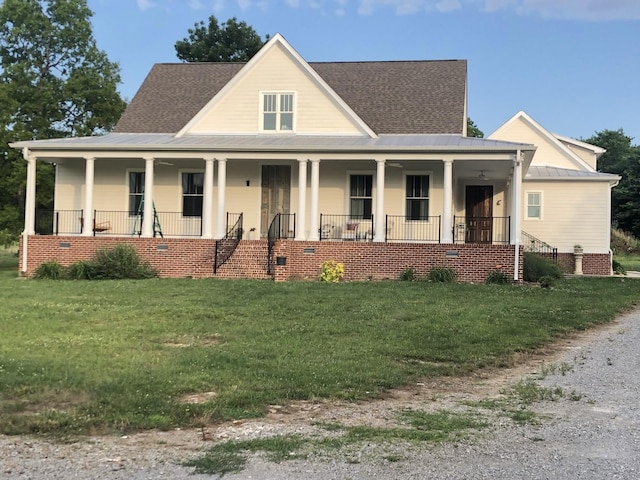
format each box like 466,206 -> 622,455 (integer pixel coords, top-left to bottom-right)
136,0 -> 157,10
354,0 -> 640,20
187,0 -> 204,9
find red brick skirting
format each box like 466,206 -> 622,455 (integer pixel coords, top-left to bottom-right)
32,235 -> 624,282
271,241 -> 522,283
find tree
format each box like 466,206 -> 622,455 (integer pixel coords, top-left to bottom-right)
175,15 -> 267,63
584,129 -> 640,238
467,118 -> 484,138
0,0 -> 126,244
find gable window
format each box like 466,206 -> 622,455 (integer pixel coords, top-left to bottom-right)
350,174 -> 372,219
406,175 -> 429,220
527,192 -> 542,219
129,172 -> 144,216
182,172 -> 203,217
262,92 -> 294,132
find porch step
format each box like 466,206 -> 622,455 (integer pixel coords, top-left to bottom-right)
214,240 -> 271,279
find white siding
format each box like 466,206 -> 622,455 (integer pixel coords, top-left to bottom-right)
521,180 -> 611,253
491,116 -> 583,170
188,43 -> 365,136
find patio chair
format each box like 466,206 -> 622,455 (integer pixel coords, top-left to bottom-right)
342,222 -> 359,241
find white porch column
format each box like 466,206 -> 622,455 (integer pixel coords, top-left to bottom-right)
83,157 -> 95,236
21,148 -> 36,275
512,152 -> 523,245
512,151 -> 523,281
442,158 -> 453,243
142,157 -> 155,238
308,158 -> 320,241
296,159 -> 307,240
23,148 -> 36,236
373,158 -> 386,242
202,157 -> 214,239
215,158 -> 227,239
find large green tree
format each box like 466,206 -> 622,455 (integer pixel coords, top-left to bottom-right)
0,0 -> 126,244
466,118 -> 484,138
585,129 -> 640,238
175,15 -> 267,63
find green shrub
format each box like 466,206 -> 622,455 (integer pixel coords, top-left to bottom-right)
612,258 -> 626,275
320,260 -> 345,282
485,269 -> 510,285
33,260 -> 64,280
399,267 -> 416,281
523,252 -> 562,283
66,260 -> 101,280
93,244 -> 157,279
538,275 -> 557,288
428,267 -> 456,283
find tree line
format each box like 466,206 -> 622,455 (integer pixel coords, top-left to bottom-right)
0,0 -> 638,244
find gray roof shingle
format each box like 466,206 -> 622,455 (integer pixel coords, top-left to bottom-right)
114,59 -> 467,135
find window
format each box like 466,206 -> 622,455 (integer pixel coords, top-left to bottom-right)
527,192 -> 542,219
262,92 -> 294,131
405,175 -> 429,220
350,174 -> 372,219
129,172 -> 144,216
182,172 -> 204,217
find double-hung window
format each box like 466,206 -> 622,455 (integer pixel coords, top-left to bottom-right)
182,172 -> 204,217
262,92 -> 294,132
405,175 -> 429,220
527,192 -> 542,219
129,172 -> 145,216
349,174 -> 373,219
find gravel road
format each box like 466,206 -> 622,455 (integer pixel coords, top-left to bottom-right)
2,309 -> 639,479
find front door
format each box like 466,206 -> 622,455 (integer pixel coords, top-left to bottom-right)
261,165 -> 291,237
465,185 -> 493,244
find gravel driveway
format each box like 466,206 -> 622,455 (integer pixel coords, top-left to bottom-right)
2,309 -> 639,479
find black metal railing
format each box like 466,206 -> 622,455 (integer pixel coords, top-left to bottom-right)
35,209 -> 83,235
267,213 -> 296,276
522,231 -> 558,262
214,213 -> 243,274
453,216 -> 511,244
88,211 -> 202,237
385,215 -> 441,242
318,214 -> 374,241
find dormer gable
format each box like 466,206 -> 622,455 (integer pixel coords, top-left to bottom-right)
177,34 -> 376,138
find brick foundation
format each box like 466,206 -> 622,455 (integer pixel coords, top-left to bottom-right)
32,235 -> 621,283
555,252 -> 612,276
271,241 -> 522,283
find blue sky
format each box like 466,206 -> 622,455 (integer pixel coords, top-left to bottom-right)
89,0 -> 640,143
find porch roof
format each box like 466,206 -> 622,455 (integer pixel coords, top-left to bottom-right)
527,166 -> 620,183
12,133 -> 534,155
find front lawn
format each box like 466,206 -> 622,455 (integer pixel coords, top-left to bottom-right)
1,272 -> 639,436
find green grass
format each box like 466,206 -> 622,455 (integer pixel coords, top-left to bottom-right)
614,254 -> 640,272
184,409 -> 485,475
1,275 -> 640,436
0,246 -> 18,271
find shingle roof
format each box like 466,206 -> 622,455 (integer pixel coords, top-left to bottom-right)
114,60 -> 467,135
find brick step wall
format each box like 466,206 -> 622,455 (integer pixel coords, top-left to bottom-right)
215,240 -> 271,279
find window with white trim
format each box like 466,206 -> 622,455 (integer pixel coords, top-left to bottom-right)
182,172 -> 203,217
526,191 -> 542,219
349,174 -> 373,219
129,171 -> 144,216
262,92 -> 294,131
405,175 -> 429,220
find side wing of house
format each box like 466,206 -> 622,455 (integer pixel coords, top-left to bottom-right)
489,111 -> 619,256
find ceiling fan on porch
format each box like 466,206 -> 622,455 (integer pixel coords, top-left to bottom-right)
477,170 -> 489,181
155,160 -> 174,166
